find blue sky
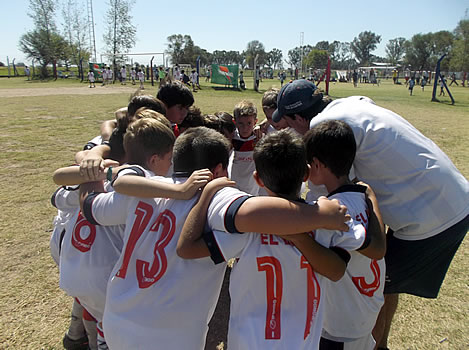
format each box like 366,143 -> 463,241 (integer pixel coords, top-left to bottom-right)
2,0 -> 467,66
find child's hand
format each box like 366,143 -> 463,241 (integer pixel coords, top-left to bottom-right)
253,125 -> 264,141
179,169 -> 213,199
355,181 -> 376,202
201,177 -> 236,198
316,196 -> 351,231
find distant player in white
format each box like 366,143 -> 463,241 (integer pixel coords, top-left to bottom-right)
177,130 -> 377,349
81,127 -> 352,350
230,100 -> 259,195
189,69 -> 199,91
88,70 -> 95,88
137,69 -> 144,89
120,66 -> 126,85
303,120 -> 385,350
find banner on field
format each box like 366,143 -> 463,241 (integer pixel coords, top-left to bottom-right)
211,64 -> 239,88
89,63 -> 105,80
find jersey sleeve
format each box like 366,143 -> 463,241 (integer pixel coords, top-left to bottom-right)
51,186 -> 80,211
206,186 -> 252,233
82,191 -> 129,226
203,229 -> 251,264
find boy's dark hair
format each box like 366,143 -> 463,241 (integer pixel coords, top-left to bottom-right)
203,114 -> 222,132
123,117 -> 175,168
262,88 -> 279,109
304,120 -> 356,178
127,94 -> 166,120
215,112 -> 235,134
254,129 -> 308,198
157,80 -> 194,108
179,106 -> 204,130
173,127 -> 230,174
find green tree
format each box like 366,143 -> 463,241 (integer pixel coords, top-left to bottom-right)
450,19 -> 469,72
19,0 -> 68,78
61,0 -> 90,77
404,33 -> 434,70
244,40 -> 266,68
304,49 -> 329,69
385,37 -> 406,65
103,0 -> 136,78
266,48 -> 283,70
286,47 -> 301,69
430,30 -> 454,70
351,31 -> 381,65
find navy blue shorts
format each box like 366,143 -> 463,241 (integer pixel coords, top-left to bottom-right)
384,214 -> 469,298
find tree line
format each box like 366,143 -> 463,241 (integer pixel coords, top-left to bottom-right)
18,0 -> 468,79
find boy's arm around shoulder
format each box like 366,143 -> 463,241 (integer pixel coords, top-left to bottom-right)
286,233 -> 349,281
356,182 -> 386,260
177,177 -> 236,259
53,159 -> 119,186
113,169 -> 213,200
233,196 -> 350,234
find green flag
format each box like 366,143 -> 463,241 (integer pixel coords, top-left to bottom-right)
89,63 -> 105,81
211,64 -> 239,88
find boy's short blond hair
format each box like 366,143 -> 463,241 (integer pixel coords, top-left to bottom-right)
123,117 -> 175,167
233,100 -> 257,120
134,109 -> 172,129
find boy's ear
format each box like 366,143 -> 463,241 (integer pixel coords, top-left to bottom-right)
253,171 -> 265,188
303,164 -> 311,182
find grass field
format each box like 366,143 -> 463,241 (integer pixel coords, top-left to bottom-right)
0,76 -> 467,349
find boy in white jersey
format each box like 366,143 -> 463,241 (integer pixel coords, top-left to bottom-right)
53,117 -> 209,349
231,100 -> 260,195
81,127 -> 352,350
271,79 -> 469,349
176,129 -> 377,349
120,66 -> 126,85
304,120 -> 385,350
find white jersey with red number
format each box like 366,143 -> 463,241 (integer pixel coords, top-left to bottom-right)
50,186 -> 81,265
204,187 -> 366,349
83,176 -> 227,350
59,208 -> 124,322
317,185 -> 385,341
230,130 -> 258,195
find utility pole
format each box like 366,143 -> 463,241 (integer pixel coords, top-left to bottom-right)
87,0 -> 97,62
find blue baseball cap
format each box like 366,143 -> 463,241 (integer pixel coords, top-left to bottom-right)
272,79 -> 320,122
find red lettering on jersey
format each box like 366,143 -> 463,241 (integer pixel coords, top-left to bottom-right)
257,256 -> 283,340
71,212 -> 96,252
116,201 -> 153,279
355,211 -> 368,225
269,235 -> 279,245
300,256 -> 320,340
260,234 -> 269,245
351,259 -> 381,297
136,210 -> 176,289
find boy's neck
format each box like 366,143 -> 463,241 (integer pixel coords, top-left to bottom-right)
323,175 -> 352,194
264,187 -> 301,201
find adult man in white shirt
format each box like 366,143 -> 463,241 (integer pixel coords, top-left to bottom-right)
272,79 -> 469,350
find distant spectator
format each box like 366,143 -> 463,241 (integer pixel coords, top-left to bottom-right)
449,73 -> 458,86
24,66 -> 31,81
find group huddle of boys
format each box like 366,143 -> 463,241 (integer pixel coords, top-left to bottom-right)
51,80 -> 390,350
